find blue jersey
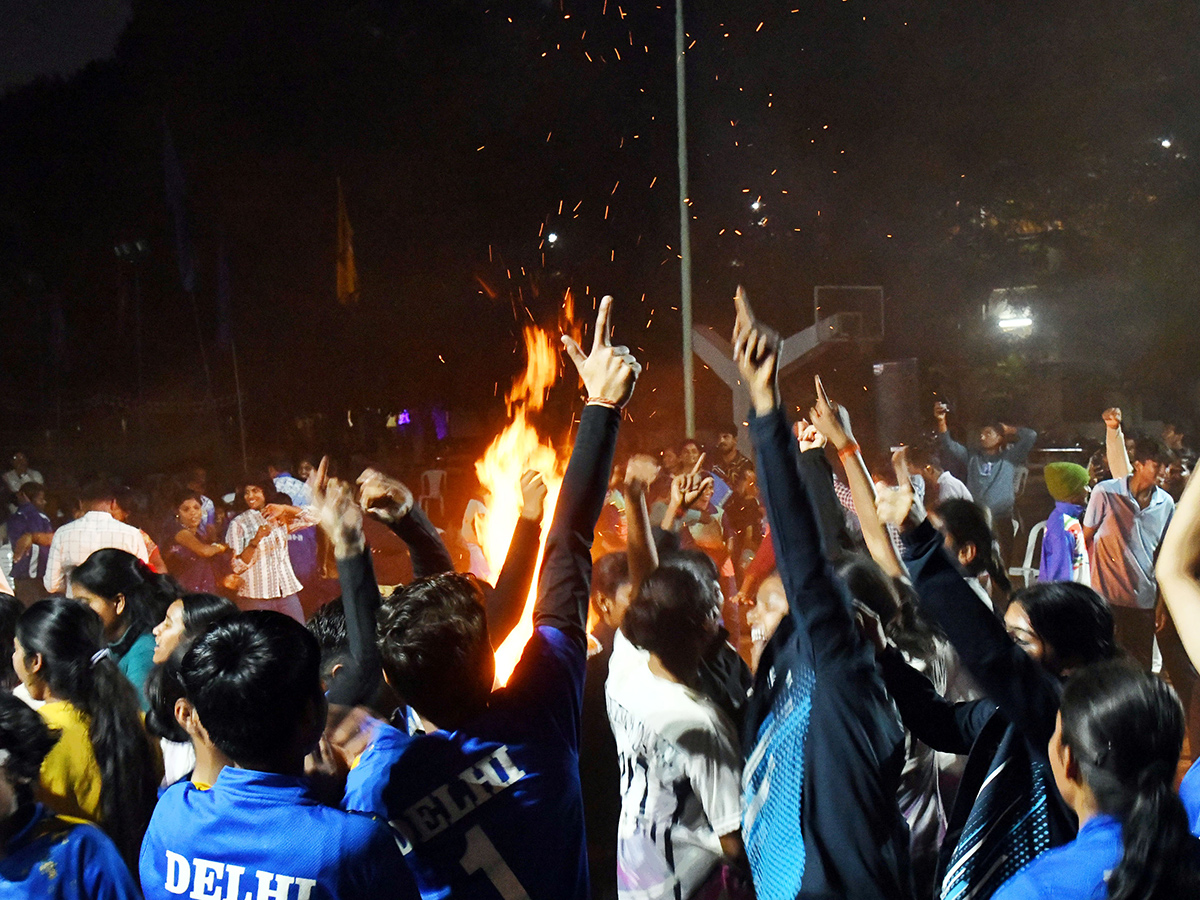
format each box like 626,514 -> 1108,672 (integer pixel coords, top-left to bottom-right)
0,804 -> 139,900
343,625 -> 588,900
140,767 -> 417,900
1183,758 -> 1200,836
345,718 -> 416,814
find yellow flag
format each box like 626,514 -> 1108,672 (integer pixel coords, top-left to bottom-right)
336,178 -> 359,305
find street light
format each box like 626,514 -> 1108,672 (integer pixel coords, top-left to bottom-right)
998,316 -> 1033,330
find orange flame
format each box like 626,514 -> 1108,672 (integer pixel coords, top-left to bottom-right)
474,323 -> 571,683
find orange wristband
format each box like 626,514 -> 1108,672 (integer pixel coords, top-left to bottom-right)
837,442 -> 860,461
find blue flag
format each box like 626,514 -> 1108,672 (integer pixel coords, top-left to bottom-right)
163,119 -> 197,293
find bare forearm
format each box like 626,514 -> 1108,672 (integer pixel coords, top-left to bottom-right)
840,448 -> 906,579
624,483 -> 658,593
1106,426 -> 1131,479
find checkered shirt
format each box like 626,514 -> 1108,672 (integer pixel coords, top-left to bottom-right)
43,511 -> 150,596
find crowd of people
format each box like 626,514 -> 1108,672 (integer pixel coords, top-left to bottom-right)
2,292 -> 1200,899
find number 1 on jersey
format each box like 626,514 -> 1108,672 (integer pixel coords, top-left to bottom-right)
459,824 -> 531,900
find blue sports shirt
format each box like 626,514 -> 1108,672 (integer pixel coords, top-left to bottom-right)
343,626 -> 588,900
139,767 -> 417,900
0,804 -> 139,900
344,403 -> 620,900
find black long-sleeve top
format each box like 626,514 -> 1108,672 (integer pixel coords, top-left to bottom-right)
881,518 -> 1075,897
327,505 -> 452,708
329,498 -> 546,709
743,406 -> 912,900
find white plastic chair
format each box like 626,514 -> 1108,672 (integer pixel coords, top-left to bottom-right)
418,469 -> 446,520
1008,519 -> 1047,588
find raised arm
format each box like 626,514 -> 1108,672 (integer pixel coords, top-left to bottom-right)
1157,469 -> 1200,670
811,377 -> 906,579
359,472 -> 454,579
312,474 -> 382,709
1103,407 -> 1131,480
1001,424 -> 1037,464
877,457 -> 1062,754
623,454 -> 662,594
935,402 -> 969,469
487,470 -> 547,648
793,421 -> 854,561
733,287 -> 856,651
535,296 -> 640,650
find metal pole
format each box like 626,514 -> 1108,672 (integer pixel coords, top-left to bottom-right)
675,0 -> 695,437
230,337 -> 249,474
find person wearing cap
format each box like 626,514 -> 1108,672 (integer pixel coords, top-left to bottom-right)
1039,462 -> 1092,584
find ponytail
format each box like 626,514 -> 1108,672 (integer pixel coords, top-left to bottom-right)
982,539 -> 1011,596
15,599 -> 159,874
1060,661 -> 1200,900
1107,766 -> 1195,900
936,499 -> 1010,597
86,653 -> 160,872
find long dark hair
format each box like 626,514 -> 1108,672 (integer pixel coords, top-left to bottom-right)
146,593 -> 237,744
70,547 -> 180,629
1013,580 -> 1116,674
145,652 -> 189,743
1059,661 -> 1200,899
15,598 -> 158,873
936,499 -> 1012,594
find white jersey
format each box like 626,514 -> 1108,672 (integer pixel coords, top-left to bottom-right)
606,631 -> 743,900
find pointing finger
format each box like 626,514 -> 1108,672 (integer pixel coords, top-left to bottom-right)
733,285 -> 754,330
692,452 -> 706,476
815,374 -> 831,409
309,456 -> 329,493
593,295 -> 613,354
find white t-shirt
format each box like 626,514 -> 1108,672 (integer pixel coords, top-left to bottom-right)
605,631 -> 743,900
937,470 -> 973,503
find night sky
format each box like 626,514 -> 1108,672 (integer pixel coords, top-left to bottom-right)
0,0 -> 130,90
0,0 -> 1197,467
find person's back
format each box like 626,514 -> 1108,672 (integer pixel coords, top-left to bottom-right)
343,297 -> 639,899
143,771 -> 409,900
1038,462 -> 1091,584
139,611 -> 417,900
606,629 -> 743,900
734,292 -> 912,899
993,661 -> 1200,900
44,480 -> 150,596
0,691 -> 141,900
